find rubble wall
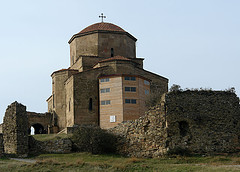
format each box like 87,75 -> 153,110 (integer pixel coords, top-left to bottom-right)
110,91 -> 240,157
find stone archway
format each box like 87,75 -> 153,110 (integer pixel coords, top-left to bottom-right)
28,123 -> 46,134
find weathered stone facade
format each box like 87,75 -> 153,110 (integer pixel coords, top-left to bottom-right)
110,91 -> 240,157
2,102 -> 29,157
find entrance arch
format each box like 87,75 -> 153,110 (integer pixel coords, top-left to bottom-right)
28,123 -> 46,134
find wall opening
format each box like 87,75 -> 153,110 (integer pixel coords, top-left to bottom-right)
179,121 -> 189,137
28,123 -> 46,135
111,48 -> 114,57
89,98 -> 93,111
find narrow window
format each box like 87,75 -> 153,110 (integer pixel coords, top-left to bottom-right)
111,48 -> 114,57
89,98 -> 93,111
145,90 -> 149,95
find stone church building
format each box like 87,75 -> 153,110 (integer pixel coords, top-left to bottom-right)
45,21 -> 168,133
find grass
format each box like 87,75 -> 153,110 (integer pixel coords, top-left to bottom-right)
1,153 -> 240,171
32,134 -> 72,142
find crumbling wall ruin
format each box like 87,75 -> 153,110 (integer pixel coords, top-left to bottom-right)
110,91 -> 240,157
2,102 -> 29,157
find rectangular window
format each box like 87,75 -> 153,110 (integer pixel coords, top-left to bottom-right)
100,88 -> 110,93
110,115 -> 116,122
145,89 -> 149,95
100,78 -> 110,82
124,76 -> 136,81
125,87 -> 136,92
101,100 -> 111,105
144,80 -> 150,85
125,99 -> 137,104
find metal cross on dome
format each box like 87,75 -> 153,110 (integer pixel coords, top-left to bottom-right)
99,13 -> 106,22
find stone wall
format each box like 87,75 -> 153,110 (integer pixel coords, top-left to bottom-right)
2,102 -> 29,157
109,104 -> 168,157
165,91 -> 240,154
29,136 -> 72,154
110,91 -> 240,157
0,134 -> 3,157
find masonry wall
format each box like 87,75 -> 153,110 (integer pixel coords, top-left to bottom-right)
0,134 -> 3,157
98,33 -> 136,58
165,91 -> 240,154
110,91 -> 240,157
3,102 -> 29,156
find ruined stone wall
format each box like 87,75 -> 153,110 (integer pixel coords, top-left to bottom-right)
0,134 -> 3,157
165,91 -> 240,154
29,136 -> 72,154
110,91 -> 240,157
109,104 -> 168,157
3,102 -> 29,156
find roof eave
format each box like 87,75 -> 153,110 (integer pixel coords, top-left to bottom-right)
68,30 -> 137,44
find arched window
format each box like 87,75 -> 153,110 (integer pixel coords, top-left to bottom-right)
89,98 -> 93,111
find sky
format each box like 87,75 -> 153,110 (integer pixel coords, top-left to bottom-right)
0,0 -> 239,123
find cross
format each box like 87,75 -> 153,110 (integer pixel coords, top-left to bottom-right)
99,13 -> 106,22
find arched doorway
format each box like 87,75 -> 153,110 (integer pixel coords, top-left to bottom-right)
28,123 -> 46,135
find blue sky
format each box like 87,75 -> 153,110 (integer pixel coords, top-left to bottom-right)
0,0 -> 239,123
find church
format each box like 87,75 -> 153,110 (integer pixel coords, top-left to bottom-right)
46,17 -> 168,133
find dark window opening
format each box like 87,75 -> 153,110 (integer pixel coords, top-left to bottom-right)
125,87 -> 136,92
111,48 -> 114,57
89,98 -> 93,111
179,121 -> 189,137
124,76 -> 136,81
125,99 -> 137,104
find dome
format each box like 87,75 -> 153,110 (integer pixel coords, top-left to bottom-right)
78,22 -> 126,34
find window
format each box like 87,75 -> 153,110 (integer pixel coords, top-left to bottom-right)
145,89 -> 149,95
100,78 -> 110,82
111,48 -> 114,57
144,80 -> 150,85
110,116 -> 116,123
124,76 -> 136,81
101,100 -> 111,105
89,98 -> 93,111
125,99 -> 137,104
100,88 -> 110,93
125,87 -> 136,92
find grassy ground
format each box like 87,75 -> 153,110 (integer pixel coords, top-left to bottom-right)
32,134 -> 72,141
1,153 -> 240,172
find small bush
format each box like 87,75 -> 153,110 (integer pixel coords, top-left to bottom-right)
71,125 -> 117,154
